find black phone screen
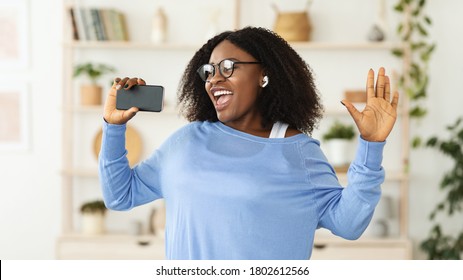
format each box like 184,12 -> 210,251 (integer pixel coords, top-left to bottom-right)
116,85 -> 164,112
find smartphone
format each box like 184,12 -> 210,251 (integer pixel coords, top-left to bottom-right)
116,85 -> 164,112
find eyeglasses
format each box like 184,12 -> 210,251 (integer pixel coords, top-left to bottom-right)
196,59 -> 261,82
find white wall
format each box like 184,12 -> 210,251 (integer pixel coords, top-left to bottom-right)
0,0 -> 61,259
0,0 -> 462,259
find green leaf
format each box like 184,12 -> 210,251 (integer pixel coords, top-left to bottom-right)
417,23 -> 428,36
412,136 -> 422,148
419,0 -> 426,8
409,106 -> 427,118
392,48 -> 404,57
397,23 -> 404,34
426,136 -> 438,147
394,3 -> 404,12
424,16 -> 432,25
411,42 -> 426,50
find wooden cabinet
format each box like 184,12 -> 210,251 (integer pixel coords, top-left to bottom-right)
59,0 -> 412,259
57,235 -> 165,260
312,237 -> 412,260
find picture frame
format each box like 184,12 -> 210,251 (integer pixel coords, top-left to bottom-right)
0,83 -> 29,151
0,0 -> 29,69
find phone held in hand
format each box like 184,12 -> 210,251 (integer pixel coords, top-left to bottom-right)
116,85 -> 164,112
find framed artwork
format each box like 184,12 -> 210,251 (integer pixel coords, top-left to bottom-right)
0,83 -> 29,151
0,0 -> 28,69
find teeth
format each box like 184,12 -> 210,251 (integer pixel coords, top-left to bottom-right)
214,90 -> 233,97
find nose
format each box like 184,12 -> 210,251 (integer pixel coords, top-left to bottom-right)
208,66 -> 225,84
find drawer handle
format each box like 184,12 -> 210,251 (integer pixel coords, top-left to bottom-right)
313,244 -> 327,250
137,240 -> 151,246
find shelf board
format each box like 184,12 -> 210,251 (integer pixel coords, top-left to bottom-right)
64,40 -> 403,51
291,41 -> 403,50
63,168 -> 407,182
59,232 -> 164,242
62,168 -> 98,178
64,41 -> 200,50
314,235 -> 411,246
324,105 -> 408,117
63,105 -> 181,115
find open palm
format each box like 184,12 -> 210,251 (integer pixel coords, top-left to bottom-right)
342,68 -> 399,142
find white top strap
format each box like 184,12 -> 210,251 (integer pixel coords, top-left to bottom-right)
269,121 -> 289,138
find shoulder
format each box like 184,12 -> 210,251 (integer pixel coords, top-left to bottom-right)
164,121 -> 216,144
285,127 -> 302,138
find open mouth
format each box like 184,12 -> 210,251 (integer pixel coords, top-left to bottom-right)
212,90 -> 233,109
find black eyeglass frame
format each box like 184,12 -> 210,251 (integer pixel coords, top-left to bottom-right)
196,59 -> 262,82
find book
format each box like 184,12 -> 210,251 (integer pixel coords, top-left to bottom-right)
118,12 -> 129,41
90,8 -> 106,41
72,7 -> 88,41
82,8 -> 97,41
99,9 -> 115,41
108,9 -> 129,41
68,8 -> 79,40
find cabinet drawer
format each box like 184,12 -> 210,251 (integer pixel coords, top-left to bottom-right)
57,235 -> 165,260
311,239 -> 412,260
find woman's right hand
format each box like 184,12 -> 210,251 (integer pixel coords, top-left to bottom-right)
103,77 -> 146,124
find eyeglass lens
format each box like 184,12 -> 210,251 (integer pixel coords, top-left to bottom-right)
197,59 -> 235,82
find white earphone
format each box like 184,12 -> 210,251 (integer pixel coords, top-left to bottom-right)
262,76 -> 269,88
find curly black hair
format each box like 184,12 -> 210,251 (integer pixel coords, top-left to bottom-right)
177,26 -> 323,135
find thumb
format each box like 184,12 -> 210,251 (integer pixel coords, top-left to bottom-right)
341,99 -> 361,123
122,107 -> 139,122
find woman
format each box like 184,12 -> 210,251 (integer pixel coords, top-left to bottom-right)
99,27 -> 399,259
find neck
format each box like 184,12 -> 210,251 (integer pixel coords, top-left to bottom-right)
222,119 -> 271,138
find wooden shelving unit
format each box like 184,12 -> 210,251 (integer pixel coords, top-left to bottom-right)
58,0 -> 412,259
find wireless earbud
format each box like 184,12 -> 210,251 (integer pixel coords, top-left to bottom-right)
262,76 -> 269,88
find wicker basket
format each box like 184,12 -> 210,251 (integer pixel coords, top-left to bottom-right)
273,2 -> 312,42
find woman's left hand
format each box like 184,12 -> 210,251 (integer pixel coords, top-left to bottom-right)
342,67 -> 399,142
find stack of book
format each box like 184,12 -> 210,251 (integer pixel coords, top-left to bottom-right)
69,7 -> 129,41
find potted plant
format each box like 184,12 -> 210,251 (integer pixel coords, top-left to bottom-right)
73,62 -> 116,106
322,120 -> 356,169
420,117 -> 463,259
80,199 -> 107,235
392,0 -> 435,147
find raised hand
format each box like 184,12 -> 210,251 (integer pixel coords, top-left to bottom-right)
342,67 -> 399,142
103,77 -> 146,124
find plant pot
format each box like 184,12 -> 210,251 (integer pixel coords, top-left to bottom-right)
324,139 -> 353,167
81,212 -> 106,235
80,84 -> 102,106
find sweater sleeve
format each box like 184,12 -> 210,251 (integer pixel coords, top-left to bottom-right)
98,121 -> 163,211
310,136 -> 385,240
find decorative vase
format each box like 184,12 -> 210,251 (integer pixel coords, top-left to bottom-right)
151,7 -> 167,44
367,0 -> 388,42
272,2 -> 312,42
325,139 -> 353,167
80,84 -> 102,106
81,212 -> 105,235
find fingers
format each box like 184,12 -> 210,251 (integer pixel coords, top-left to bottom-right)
375,67 -> 385,98
137,78 -> 146,85
104,76 -> 146,124
391,91 -> 399,110
122,107 -> 139,122
341,99 -> 362,127
384,75 -> 391,102
366,69 -> 375,99
367,67 -> 392,101
113,77 -> 146,90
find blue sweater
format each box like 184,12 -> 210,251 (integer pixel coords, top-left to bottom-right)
99,121 -> 385,259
